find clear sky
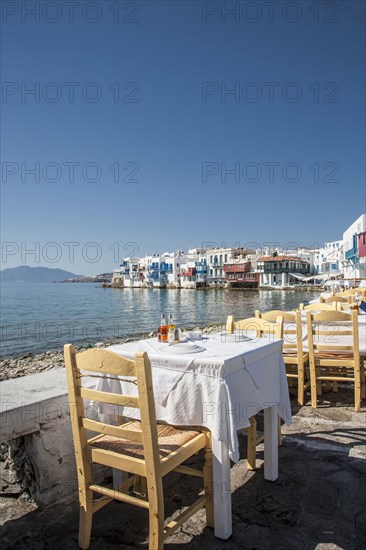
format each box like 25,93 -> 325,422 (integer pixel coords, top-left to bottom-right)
1,0 -> 365,275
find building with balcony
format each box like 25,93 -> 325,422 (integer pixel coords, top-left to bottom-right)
223,260 -> 259,288
342,214 -> 366,282
206,247 -> 255,285
312,241 -> 343,276
257,255 -> 310,287
111,257 -> 142,287
358,231 -> 366,258
178,249 -> 207,288
147,254 -> 174,287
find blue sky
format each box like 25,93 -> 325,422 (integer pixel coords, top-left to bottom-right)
1,0 -> 365,275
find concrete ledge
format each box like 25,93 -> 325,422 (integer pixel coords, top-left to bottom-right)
1,369 -> 69,443
0,369 -> 104,507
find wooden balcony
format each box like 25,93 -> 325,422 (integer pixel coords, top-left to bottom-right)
223,262 -> 251,273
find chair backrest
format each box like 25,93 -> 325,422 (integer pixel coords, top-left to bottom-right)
305,310 -> 359,361
336,300 -> 360,311
299,302 -> 337,312
64,345 -> 160,481
345,288 -> 366,296
256,309 -> 303,355
255,309 -> 296,322
226,315 -> 283,340
324,295 -> 350,304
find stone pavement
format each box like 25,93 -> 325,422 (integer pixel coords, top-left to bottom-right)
1,389 -> 365,550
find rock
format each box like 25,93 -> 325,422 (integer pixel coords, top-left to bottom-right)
0,463 -> 23,496
95,342 -> 105,348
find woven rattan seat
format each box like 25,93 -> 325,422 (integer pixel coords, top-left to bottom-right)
91,422 -> 201,459
315,352 -> 353,359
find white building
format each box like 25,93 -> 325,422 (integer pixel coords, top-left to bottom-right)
206,247 -> 254,285
111,257 -> 141,287
257,254 -> 311,287
312,241 -> 343,276
179,248 -> 207,288
342,214 -> 366,282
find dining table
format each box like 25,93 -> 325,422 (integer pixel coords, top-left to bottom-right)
95,331 -> 292,540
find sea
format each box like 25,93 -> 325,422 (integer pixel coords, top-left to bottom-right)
0,283 -> 319,358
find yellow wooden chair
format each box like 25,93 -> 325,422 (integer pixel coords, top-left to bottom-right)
299,302 -> 337,311
324,295 -> 352,304
226,314 -> 283,339
344,288 -> 366,297
306,310 -> 365,412
336,301 -> 359,312
64,345 -> 214,550
255,309 -> 309,406
225,315 -> 283,470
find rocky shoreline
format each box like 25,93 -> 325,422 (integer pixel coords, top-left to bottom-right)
0,323 -> 224,382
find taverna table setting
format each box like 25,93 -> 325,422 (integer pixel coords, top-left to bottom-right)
62,290 -> 365,548
92,330 -> 292,541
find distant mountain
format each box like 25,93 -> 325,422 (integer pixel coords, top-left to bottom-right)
0,266 -> 84,284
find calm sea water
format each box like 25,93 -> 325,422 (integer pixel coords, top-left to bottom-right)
0,283 -> 319,357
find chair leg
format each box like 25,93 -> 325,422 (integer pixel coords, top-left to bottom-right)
298,364 -> 305,406
309,361 -> 318,408
148,479 -> 164,550
246,417 -> 257,471
203,432 -> 214,528
78,490 -> 93,550
134,475 -> 148,499
278,417 -> 282,446
360,362 -> 365,399
332,381 -> 338,393
355,361 -> 362,413
316,367 -> 322,396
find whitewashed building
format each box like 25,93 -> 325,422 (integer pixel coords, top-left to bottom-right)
179,248 -> 207,288
342,214 -> 366,282
312,241 -> 343,276
206,247 -> 254,285
257,254 -> 311,287
111,257 -> 142,287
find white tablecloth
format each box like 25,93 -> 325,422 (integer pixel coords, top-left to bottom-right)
97,334 -> 292,462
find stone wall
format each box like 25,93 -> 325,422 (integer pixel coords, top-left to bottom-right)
0,369 -> 107,508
